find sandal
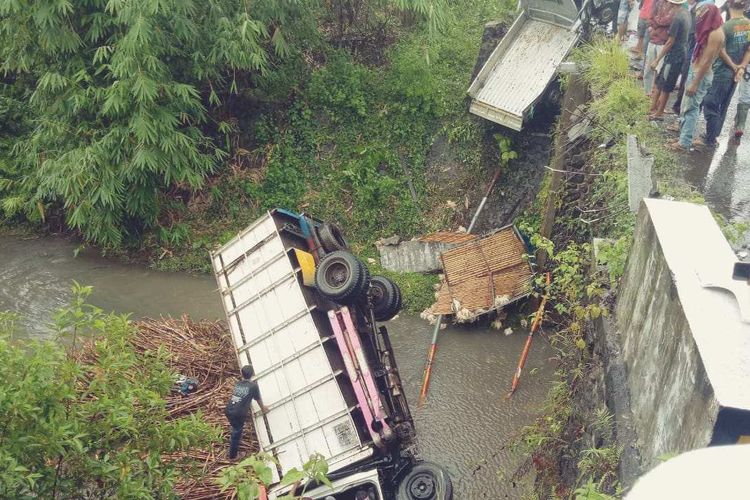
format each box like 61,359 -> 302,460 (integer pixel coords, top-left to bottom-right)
666,141 -> 687,152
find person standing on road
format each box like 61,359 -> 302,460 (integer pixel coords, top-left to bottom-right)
618,0 -> 636,42
645,0 -> 680,95
668,3 -> 725,151
632,0 -> 656,58
672,0 -> 700,114
698,0 -> 750,147
648,0 -> 691,119
732,60 -> 750,138
225,364 -> 270,459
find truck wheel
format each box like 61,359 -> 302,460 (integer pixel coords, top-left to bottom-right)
315,251 -> 369,303
397,462 -> 453,500
317,223 -> 348,253
370,276 -> 402,322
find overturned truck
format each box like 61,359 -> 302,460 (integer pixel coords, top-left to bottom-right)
211,209 -> 452,500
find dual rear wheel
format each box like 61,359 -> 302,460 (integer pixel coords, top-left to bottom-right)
314,251 -> 401,321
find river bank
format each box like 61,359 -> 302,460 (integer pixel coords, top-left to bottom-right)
516,35 -> 750,499
1,232 -> 557,498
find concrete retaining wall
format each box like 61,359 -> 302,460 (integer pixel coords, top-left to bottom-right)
615,199 -> 750,467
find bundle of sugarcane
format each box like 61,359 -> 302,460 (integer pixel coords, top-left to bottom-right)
132,317 -> 259,499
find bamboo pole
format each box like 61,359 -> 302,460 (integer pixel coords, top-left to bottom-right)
418,167 -> 503,407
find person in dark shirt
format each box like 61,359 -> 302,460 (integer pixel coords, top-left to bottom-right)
672,0 -> 699,114
699,0 -> 750,147
225,365 -> 269,459
648,0 -> 691,119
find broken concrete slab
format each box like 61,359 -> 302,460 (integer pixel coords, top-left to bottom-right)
567,104 -> 592,143
377,232 -> 476,274
626,134 -> 655,213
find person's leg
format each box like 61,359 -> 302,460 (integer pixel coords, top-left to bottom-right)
679,70 -> 713,148
650,86 -> 661,114
703,78 -> 732,145
734,79 -> 750,136
656,91 -> 671,116
617,0 -> 631,41
228,418 -> 245,459
643,43 -> 660,95
716,80 -> 737,136
632,18 -> 647,54
672,39 -> 694,114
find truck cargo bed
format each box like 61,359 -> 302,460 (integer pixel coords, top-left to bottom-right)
211,212 -> 373,483
468,11 -> 579,130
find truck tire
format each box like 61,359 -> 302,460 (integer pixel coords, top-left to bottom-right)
397,462 -> 453,500
317,223 -> 348,253
315,251 -> 369,304
370,276 -> 402,322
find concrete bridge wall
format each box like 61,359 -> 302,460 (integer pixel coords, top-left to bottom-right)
615,199 -> 750,467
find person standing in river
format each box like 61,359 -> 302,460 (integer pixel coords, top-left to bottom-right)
698,0 -> 750,147
225,364 -> 270,459
668,3 -> 725,151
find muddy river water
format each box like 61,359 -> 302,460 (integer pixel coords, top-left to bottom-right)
1,234 -> 554,499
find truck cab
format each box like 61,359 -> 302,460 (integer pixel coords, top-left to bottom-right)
211,209 -> 451,500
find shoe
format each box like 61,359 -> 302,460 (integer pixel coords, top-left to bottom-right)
700,136 -> 718,147
735,130 -> 744,139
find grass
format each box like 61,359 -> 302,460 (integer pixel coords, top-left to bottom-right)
514,38 -> 716,498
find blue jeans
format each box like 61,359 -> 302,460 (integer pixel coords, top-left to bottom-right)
618,0 -> 632,26
228,415 -> 245,458
703,77 -> 736,144
679,67 -> 713,148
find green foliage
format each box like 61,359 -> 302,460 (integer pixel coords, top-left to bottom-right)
0,0 -> 314,246
716,216 -> 750,246
495,134 -> 518,166
218,452 -> 331,500
308,53 -> 371,120
0,283 -> 218,498
595,236 -> 632,286
369,264 -> 440,313
518,377 -> 572,450
574,38 -> 630,97
574,479 -> 619,500
577,445 -> 621,487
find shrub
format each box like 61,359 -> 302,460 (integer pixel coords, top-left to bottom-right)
0,283 -> 218,498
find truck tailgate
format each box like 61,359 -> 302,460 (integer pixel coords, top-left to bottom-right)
211,213 -> 373,482
468,15 -> 578,131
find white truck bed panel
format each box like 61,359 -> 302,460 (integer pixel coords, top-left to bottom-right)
211,212 -> 370,482
469,15 -> 579,130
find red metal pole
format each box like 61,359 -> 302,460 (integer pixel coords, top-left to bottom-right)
506,272 -> 551,399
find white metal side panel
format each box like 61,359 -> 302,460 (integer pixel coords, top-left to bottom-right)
211,212 -> 369,481
470,20 -> 578,130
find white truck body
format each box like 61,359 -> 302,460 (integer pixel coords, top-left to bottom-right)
211,213 -> 373,483
211,209 -> 428,500
468,0 -> 581,131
